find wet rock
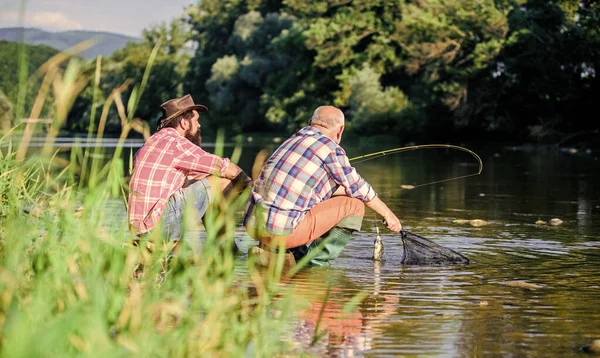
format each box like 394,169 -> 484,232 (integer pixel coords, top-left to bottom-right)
550,218 -> 564,226
452,219 -> 489,226
582,339 -> 600,354
535,220 -> 547,225
469,219 -> 489,227
505,281 -> 541,290
453,219 -> 471,224
436,312 -> 455,317
400,184 -> 415,190
470,300 -> 489,306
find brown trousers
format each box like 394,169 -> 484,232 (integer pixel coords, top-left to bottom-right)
247,196 -> 365,249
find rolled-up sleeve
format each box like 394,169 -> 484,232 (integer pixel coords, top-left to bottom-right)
174,140 -> 230,176
324,147 -> 377,202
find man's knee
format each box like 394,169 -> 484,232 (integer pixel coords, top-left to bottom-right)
348,198 -> 365,217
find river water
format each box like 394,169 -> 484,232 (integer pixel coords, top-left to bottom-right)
77,139 -> 600,357
231,143 -> 600,357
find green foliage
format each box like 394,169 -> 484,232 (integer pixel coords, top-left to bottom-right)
0,138 -> 297,356
395,0 -> 510,111
466,0 -> 600,141
0,40 -> 60,127
6,0 -> 600,142
67,18 -> 193,133
186,2 -> 319,133
0,44 -> 304,356
346,64 -> 413,136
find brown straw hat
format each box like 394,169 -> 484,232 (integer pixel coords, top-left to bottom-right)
159,94 -> 208,125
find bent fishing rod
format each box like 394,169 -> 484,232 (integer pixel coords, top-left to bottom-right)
348,144 -> 483,193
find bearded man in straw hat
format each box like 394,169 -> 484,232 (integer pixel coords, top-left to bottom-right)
128,94 -> 252,242
244,106 -> 401,267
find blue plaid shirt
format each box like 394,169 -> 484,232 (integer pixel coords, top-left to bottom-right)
243,126 -> 376,235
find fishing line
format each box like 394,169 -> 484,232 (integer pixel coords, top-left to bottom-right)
349,144 -> 483,194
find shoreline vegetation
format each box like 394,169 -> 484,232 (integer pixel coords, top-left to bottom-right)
1,0 -> 599,355
0,38 -> 349,357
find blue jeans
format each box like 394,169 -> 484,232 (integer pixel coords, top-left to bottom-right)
162,178 -> 213,241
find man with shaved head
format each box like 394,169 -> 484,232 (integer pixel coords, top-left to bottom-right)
244,106 -> 401,266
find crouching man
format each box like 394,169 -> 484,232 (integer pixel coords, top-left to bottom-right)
128,94 -> 251,246
244,105 -> 401,267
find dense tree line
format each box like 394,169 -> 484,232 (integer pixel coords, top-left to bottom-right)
4,0 -> 600,144
0,40 -> 61,129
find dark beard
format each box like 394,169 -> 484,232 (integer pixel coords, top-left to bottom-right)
185,129 -> 201,147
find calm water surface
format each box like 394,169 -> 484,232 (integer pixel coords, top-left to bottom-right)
232,145 -> 600,357
97,140 -> 599,357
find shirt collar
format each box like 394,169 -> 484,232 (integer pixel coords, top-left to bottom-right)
302,125 -> 324,136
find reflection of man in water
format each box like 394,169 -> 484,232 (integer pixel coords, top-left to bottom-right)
244,106 -> 401,266
286,269 -> 400,356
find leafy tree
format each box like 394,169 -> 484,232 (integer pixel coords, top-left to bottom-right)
67,17 -> 193,133
467,0 -> 600,141
347,64 -> 414,136
186,1 -> 331,133
391,0 -> 510,137
0,40 -> 61,126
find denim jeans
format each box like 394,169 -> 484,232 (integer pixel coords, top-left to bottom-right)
162,178 -> 213,241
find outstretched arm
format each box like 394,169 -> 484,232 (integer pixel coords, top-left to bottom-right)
365,196 -> 402,232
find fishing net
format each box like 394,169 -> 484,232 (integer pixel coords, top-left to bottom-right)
401,230 -> 470,265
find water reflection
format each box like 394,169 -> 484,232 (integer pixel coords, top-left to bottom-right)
79,140 -> 600,356
263,146 -> 599,356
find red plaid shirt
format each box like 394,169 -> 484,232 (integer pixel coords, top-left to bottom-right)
128,128 -> 230,235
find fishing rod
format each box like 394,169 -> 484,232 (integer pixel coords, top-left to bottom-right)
349,144 -> 483,193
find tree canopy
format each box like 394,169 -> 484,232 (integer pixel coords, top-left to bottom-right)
13,0 -> 598,144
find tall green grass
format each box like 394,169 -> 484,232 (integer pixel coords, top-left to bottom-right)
0,38 -> 302,357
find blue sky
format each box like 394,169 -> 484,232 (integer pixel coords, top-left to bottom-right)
0,0 -> 195,37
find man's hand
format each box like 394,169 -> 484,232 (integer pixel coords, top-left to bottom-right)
365,196 -> 402,232
382,214 -> 402,232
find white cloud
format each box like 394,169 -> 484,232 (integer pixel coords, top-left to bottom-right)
0,10 -> 81,31
29,11 -> 82,31
0,10 -> 20,24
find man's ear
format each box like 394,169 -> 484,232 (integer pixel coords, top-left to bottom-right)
179,118 -> 190,131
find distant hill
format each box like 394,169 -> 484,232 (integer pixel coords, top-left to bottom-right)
0,27 -> 139,59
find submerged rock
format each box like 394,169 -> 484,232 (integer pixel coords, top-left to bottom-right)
505,281 -> 541,290
452,219 -> 489,226
469,219 -> 489,227
453,219 -> 471,224
471,300 -> 489,306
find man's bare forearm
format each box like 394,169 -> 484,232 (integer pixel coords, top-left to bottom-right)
365,196 -> 402,232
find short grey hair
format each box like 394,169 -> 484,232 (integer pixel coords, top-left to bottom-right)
309,106 -> 344,129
